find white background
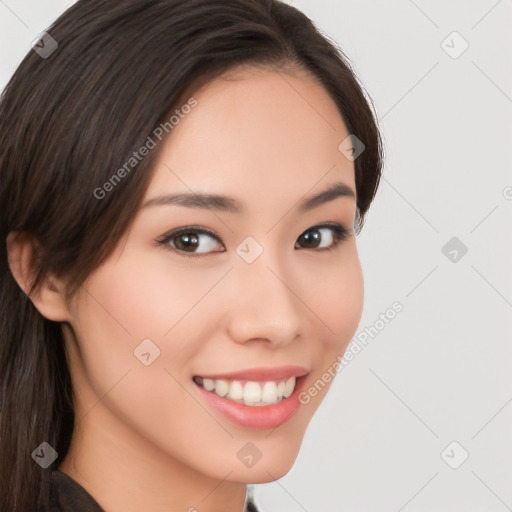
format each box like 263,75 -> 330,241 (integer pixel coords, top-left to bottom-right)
1,1 -> 511,511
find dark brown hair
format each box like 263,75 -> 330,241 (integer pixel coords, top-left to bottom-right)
0,0 -> 383,510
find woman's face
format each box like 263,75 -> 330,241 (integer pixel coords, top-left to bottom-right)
61,66 -> 364,486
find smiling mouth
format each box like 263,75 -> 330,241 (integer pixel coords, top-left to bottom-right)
192,375 -> 300,407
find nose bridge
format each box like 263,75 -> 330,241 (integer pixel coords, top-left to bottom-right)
226,243 -> 303,346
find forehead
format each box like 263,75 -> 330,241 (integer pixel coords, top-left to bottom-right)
145,66 -> 355,210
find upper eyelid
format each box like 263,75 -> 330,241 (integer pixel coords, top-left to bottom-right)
159,225 -> 218,242
160,222 -> 347,238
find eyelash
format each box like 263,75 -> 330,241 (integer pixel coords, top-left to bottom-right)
156,222 -> 351,259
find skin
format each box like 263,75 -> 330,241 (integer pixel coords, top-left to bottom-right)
8,65 -> 364,512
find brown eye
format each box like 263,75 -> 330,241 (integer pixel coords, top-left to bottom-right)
294,224 -> 350,250
157,223 -> 350,259
173,232 -> 201,252
158,227 -> 224,256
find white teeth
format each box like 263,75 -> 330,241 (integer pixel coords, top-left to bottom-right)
227,381 -> 244,400
195,376 -> 297,406
283,377 -> 295,398
243,382 -> 262,404
214,379 -> 229,397
261,381 -> 278,403
203,378 -> 215,391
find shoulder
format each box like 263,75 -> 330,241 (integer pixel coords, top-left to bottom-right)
244,486 -> 262,512
49,470 -> 105,512
50,470 -> 261,512
245,498 -> 260,512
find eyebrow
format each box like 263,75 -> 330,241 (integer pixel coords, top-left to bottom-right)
141,181 -> 356,213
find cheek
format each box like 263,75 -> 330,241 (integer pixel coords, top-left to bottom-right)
65,258 -> 232,466
334,257 -> 364,342
66,249 -> 238,419
66,255 -> 195,400
300,249 -> 364,349
74,250 -> 219,348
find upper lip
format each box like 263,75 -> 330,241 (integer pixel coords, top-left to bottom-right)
194,365 -> 310,382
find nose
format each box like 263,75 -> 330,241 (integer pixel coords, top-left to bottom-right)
225,255 -> 303,348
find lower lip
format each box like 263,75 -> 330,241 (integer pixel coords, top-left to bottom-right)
193,376 -> 307,430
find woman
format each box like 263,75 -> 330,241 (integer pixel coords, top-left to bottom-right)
0,0 -> 383,510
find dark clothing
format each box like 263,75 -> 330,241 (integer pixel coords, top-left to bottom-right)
49,470 -> 259,511
49,471 -> 104,512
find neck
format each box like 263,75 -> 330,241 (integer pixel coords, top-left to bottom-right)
58,402 -> 248,512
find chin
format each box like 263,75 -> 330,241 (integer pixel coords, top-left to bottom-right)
228,463 -> 295,485
225,440 -> 303,484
